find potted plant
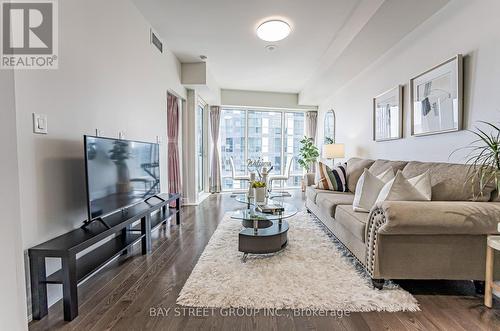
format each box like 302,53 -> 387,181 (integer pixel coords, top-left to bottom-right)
251,180 -> 267,203
298,136 -> 320,191
457,121 -> 500,198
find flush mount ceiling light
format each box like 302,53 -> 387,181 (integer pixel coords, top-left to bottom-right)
256,20 -> 291,42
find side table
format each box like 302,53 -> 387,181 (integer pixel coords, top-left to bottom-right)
485,235 -> 500,308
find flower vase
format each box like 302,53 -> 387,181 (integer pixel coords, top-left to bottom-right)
254,187 -> 266,204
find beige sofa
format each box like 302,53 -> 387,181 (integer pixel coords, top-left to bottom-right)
305,158 -> 500,289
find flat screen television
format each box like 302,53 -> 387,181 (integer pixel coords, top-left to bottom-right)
84,135 -> 161,227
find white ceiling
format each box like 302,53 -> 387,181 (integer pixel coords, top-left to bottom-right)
132,0 -> 360,93
132,0 -> 450,103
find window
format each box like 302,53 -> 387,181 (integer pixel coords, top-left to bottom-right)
248,111 -> 282,174
220,109 -> 247,190
284,112 -> 305,188
220,107 -> 306,191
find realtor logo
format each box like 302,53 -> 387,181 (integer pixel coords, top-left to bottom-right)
1,0 -> 58,69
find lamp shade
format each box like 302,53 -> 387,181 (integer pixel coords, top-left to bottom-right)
323,144 -> 345,159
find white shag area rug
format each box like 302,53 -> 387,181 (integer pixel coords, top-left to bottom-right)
177,211 -> 419,312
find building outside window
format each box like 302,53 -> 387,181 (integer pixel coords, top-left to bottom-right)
219,107 -> 306,191
284,112 -> 305,188
220,109 -> 247,190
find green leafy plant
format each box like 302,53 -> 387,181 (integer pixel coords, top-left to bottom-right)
298,136 -> 319,172
251,181 -> 266,188
324,137 -> 334,144
454,121 -> 500,197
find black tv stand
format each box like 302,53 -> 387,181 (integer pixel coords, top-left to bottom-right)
28,193 -> 181,322
144,194 -> 165,204
81,217 -> 111,230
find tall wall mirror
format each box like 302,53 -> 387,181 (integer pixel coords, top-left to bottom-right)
324,110 -> 335,144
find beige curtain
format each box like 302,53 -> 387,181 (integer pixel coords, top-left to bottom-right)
209,106 -> 221,192
167,93 -> 181,196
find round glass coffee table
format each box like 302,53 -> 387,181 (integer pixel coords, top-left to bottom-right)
232,191 -> 291,205
231,200 -> 297,262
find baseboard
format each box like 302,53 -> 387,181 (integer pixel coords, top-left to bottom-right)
182,192 -> 210,206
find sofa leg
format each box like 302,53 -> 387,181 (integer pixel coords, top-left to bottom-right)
473,280 -> 485,295
372,278 -> 385,290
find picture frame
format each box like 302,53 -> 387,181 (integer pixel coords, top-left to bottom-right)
373,85 -> 403,142
410,54 -> 463,136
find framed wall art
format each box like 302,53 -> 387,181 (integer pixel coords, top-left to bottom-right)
410,54 -> 463,136
373,85 -> 403,141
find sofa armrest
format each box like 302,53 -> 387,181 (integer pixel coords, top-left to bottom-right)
371,201 -> 500,236
364,201 -> 500,277
305,173 -> 316,187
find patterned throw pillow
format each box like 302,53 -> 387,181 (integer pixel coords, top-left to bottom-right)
316,162 -> 348,192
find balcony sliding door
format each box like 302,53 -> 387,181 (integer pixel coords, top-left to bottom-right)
195,103 -> 204,194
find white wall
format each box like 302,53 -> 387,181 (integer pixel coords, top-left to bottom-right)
0,71 -> 28,330
222,89 -> 317,110
14,0 -> 186,312
180,62 -> 221,106
182,89 -> 197,204
317,0 -> 500,163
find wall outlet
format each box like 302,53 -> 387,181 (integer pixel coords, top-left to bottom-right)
33,113 -> 48,134
156,135 -> 162,144
119,131 -> 125,139
95,129 -> 102,137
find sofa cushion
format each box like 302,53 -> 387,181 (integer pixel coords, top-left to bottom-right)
335,205 -> 369,242
315,192 -> 355,217
376,170 -> 432,204
368,159 -> 408,176
316,162 -> 348,192
402,161 -> 497,201
346,157 -> 375,193
305,186 -> 339,203
353,168 -> 395,212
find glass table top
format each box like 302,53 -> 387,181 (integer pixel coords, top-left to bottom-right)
230,202 -> 298,221
232,191 -> 292,205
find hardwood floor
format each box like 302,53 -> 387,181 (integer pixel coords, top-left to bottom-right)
29,190 -> 500,331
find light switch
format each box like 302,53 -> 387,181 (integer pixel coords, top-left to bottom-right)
33,113 -> 48,134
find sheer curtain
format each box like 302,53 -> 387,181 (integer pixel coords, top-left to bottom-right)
167,93 -> 181,196
209,106 -> 221,192
305,111 -> 318,172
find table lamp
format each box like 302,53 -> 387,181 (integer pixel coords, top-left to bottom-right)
323,143 -> 345,167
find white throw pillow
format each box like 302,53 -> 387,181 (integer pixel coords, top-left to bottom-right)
375,170 -> 432,204
352,168 -> 395,212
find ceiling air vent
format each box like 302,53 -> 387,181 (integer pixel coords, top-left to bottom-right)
150,29 -> 163,53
